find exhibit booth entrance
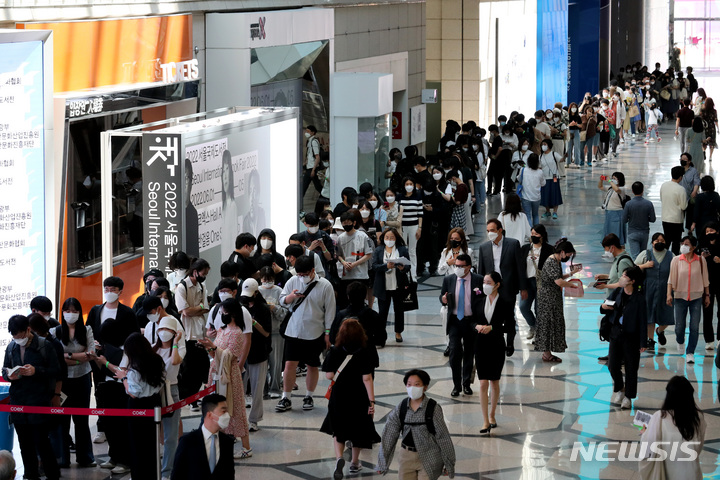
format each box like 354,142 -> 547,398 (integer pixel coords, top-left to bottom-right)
102,107 -> 300,290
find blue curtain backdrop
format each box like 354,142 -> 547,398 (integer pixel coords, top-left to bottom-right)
566,0 -> 600,104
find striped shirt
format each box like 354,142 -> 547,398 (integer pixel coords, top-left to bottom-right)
400,191 -> 423,226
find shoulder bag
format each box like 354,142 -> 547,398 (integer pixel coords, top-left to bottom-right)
279,281 -> 319,338
515,168 -> 525,197
399,271 -> 419,312
324,354 -> 353,400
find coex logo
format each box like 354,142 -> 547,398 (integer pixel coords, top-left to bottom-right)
251,17 -> 266,41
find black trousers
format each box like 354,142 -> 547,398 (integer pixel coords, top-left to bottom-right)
662,221 -> 683,255
608,334 -> 641,398
302,168 -> 323,197
417,221 -> 441,274
703,285 -> 720,342
179,340 -> 211,401
378,290 -> 405,335
16,421 -> 59,480
96,381 -> 131,466
128,394 -> 160,480
447,315 -> 478,389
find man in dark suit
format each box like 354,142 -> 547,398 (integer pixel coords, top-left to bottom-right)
440,254 -> 483,397
476,219 -> 528,355
171,394 -> 235,480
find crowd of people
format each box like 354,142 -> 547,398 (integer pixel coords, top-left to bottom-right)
1,60 -> 715,480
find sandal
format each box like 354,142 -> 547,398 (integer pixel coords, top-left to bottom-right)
542,354 -> 562,363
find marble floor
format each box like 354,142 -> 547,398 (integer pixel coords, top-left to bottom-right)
15,122 -> 720,480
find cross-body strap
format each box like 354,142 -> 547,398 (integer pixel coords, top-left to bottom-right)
291,281 -> 319,312
332,354 -> 353,384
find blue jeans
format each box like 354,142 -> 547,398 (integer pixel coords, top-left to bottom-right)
519,277 -> 538,327
161,385 -> 180,477
626,229 -> 649,259
475,179 -> 486,204
521,198 -> 540,227
568,130 -> 580,165
674,297 -> 703,354
579,140 -> 589,165
603,210 -> 626,245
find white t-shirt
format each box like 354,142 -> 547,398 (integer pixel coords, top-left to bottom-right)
206,304 -> 253,333
336,230 -> 374,280
158,344 -> 186,385
101,306 -> 117,324
143,316 -> 187,360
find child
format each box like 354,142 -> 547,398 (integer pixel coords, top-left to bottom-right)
645,101 -> 663,145
257,266 -> 287,398
377,369 -> 456,480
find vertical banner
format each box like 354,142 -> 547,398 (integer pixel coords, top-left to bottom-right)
536,0 -> 569,108
141,132 -> 184,275
568,0 -> 600,103
392,112 -> 402,140
0,41 -> 46,348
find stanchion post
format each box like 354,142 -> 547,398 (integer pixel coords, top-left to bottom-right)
155,406 -> 162,480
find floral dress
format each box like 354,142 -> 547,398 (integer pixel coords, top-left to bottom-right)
703,109 -> 717,148
534,256 -> 567,353
208,325 -> 249,438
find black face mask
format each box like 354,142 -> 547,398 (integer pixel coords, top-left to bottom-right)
221,313 -> 232,326
654,242 -> 667,252
681,160 -> 687,167
343,224 -> 354,232
707,234 -> 718,241
450,240 -> 461,248
561,255 -> 571,263
531,236 -> 542,245
195,274 -> 206,284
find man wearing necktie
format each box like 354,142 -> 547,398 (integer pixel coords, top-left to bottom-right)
440,254 -> 484,397
171,394 -> 235,480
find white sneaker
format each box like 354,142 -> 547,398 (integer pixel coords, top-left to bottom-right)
93,432 -> 106,444
687,353 -> 695,364
526,327 -> 536,340
611,390 -> 624,404
706,343 -> 715,351
621,397 -> 632,409
677,342 -> 684,353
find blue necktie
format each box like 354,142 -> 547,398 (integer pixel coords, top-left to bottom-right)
457,278 -> 465,320
209,434 -> 217,473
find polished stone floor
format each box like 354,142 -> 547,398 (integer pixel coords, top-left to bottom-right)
14,122 -> 720,480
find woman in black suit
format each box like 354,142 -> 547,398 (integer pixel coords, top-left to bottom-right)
373,228 -> 411,343
519,224 -> 554,340
600,266 -> 647,410
474,271 -> 514,434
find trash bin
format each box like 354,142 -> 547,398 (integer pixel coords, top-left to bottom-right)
0,384 -> 14,451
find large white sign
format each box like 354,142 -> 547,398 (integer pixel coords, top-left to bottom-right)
0,41 -> 46,347
410,104 -> 427,145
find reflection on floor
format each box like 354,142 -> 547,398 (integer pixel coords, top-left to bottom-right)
14,123 -> 720,479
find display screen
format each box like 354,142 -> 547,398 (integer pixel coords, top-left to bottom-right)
537,0 -> 569,108
0,41 -> 46,348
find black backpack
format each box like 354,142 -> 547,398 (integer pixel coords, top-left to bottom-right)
399,397 -> 437,436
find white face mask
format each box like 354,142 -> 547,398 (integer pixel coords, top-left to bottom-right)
158,331 -> 175,343
369,200 -> 378,209
571,107 -> 577,113
405,185 -> 414,193
261,282 -> 274,289
407,386 -> 424,400
487,231 -> 498,242
307,226 -> 319,234
304,132 -> 311,139
175,269 -> 187,278
63,312 -> 80,325
611,178 -> 618,185
216,412 -> 231,430
352,204 -> 359,209
483,284 -> 494,295
521,144 -> 529,151
386,196 -> 395,203
322,161 -> 330,168
680,245 -> 691,255
260,239 -> 273,250
547,114 -> 553,119
218,292 -> 233,302
618,276 -> 630,288
104,292 -> 119,304
541,145 -> 548,152
602,250 -> 614,259
160,298 -> 169,309
147,312 -> 160,323
414,167 -> 420,173
301,274 -> 313,285
433,173 -> 443,181
360,209 -> 370,219
385,240 -> 396,248
14,336 -> 28,347
42,314 -> 51,322
454,266 -> 467,277
473,145 -> 480,152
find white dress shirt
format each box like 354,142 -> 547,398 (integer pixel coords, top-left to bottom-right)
492,238 -> 503,272
484,294 -> 498,321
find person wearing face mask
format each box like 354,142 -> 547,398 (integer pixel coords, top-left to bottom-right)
417,179 -> 445,278
518,153 -> 546,227
644,101 -> 663,146
534,240 -> 581,363
55,297 -> 96,468
511,138 -> 532,186
538,139 -> 563,219
597,99 -> 614,162
29,295 -> 59,328
437,228 -> 474,276
595,234 -> 635,298
207,279 -> 239,333
302,125 -> 323,197
636,233 -> 675,348
333,186 -> 358,219
151,316 -> 185,478
667,235 -> 710,364
207,261 -> 240,310
548,108 -> 568,174
142,295 -> 186,358
255,267 -> 287,399
660,166 -> 689,255
372,228 -> 410,344
578,104 -> 597,167
439,170 -> 469,233
600,267 -> 648,410
520,225 -> 554,340
2,315 -> 61,480
334,211 -> 373,309
609,90 -> 626,154
622,181 -> 657,259
498,194 -> 531,244
398,177 -> 424,276
474,271 -> 515,432
171,393 -> 235,479
700,223 -> 720,350
358,200 -> 382,246
377,369 -> 455,480
412,156 -> 433,191
382,187 -> 402,233
679,153 -> 701,232
167,250 -> 191,293
439,254 -> 483,397
599,171 -> 629,246
175,259 -> 211,411
251,228 -> 286,272
690,177 -> 720,244
237,279 -> 272,433
198,298 -> 253,459
132,268 -> 166,321
321,319 -> 380,479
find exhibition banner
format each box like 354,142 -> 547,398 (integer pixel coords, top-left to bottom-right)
0,41 -> 46,348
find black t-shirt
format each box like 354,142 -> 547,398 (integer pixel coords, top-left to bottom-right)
414,168 -> 433,189
677,107 -> 694,128
227,252 -> 258,281
333,202 -> 350,219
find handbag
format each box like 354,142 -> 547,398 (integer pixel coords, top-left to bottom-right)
579,131 -> 587,142
628,104 -> 640,117
660,89 -> 671,100
399,271 -> 419,312
564,278 -> 584,297
279,281 -> 318,338
515,168 -> 524,196
324,354 -> 353,400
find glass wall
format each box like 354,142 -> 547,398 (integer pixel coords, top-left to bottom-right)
675,0 -> 720,69
357,114 -> 390,193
